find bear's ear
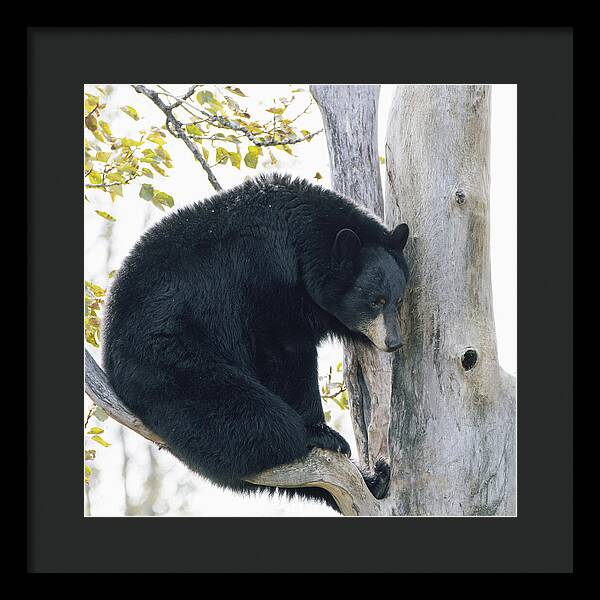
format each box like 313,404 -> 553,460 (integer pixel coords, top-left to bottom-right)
390,223 -> 409,252
332,228 -> 362,261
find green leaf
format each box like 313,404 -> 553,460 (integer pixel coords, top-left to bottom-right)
277,144 -> 294,155
151,199 -> 165,212
110,185 -> 123,201
155,147 -> 172,162
141,168 -> 154,178
244,152 -> 258,169
185,124 -> 203,136
106,172 -> 124,183
153,190 -> 174,208
120,105 -> 139,120
139,183 -> 154,202
197,90 -> 216,105
94,405 -> 109,420
336,362 -> 343,372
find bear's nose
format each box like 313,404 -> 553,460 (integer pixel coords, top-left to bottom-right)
385,334 -> 403,352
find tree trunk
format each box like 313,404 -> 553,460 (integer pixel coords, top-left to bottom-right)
312,84 -> 516,516
311,85 -> 392,472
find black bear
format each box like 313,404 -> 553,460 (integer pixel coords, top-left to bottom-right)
103,173 -> 409,511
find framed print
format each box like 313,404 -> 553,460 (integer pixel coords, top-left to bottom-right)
28,27 -> 573,573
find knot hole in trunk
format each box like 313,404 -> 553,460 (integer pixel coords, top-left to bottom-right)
461,348 -> 478,371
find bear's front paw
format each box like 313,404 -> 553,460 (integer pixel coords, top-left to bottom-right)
306,423 -> 351,458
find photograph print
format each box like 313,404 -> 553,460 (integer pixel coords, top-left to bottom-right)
83,83 -> 517,517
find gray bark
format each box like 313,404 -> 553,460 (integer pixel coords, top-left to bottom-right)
384,85 -> 516,515
310,85 -> 392,472
85,349 -> 166,447
311,84 -> 516,516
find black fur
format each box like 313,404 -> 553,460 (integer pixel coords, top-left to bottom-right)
103,173 -> 408,510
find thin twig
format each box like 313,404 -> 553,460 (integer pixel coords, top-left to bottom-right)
132,84 -> 222,191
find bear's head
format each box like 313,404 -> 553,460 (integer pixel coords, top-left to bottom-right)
329,224 -> 409,352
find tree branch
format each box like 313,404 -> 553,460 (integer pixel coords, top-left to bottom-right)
131,84 -> 222,192
84,349 -> 165,447
84,349 -> 381,515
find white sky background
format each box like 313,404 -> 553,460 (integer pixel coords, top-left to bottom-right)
84,84 -> 517,517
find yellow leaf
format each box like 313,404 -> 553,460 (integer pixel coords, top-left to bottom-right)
95,151 -> 110,162
151,163 -> 166,176
88,171 -> 102,185
225,86 -> 247,97
99,120 -> 113,137
95,210 -> 117,222
147,132 -> 166,145
153,190 -> 174,208
87,427 -> 104,435
85,281 -> 106,297
91,435 -> 111,447
314,172 -> 323,180
120,106 -> 139,120
228,151 -> 241,169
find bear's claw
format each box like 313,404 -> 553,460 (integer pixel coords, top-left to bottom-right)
306,423 -> 352,457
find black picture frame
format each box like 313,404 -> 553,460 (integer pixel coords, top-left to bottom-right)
27,26 -> 573,573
